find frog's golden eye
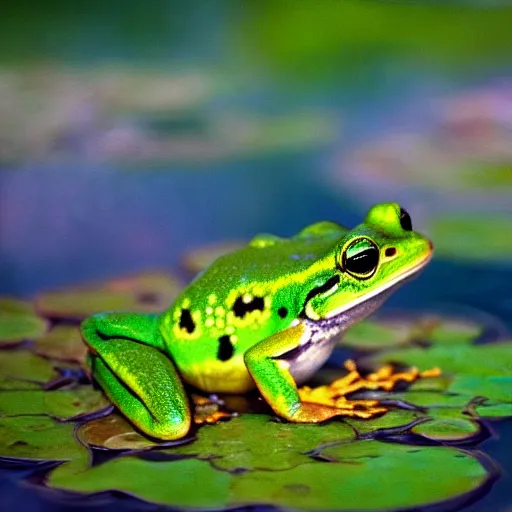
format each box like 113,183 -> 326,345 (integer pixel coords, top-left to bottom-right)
399,207 -> 413,231
341,238 -> 379,279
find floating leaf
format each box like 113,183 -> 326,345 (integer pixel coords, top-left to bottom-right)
0,387 -> 109,420
346,410 -> 421,436
171,414 -> 355,471
182,241 -> 246,274
426,319 -> 483,346
49,457 -> 232,510
233,441 -> 490,511
0,416 -> 86,462
411,409 -> 481,442
34,325 -> 88,364
35,272 -> 183,320
474,403 -> 512,418
449,374 -> 512,404
0,298 -> 35,315
0,351 -> 58,389
366,342 -> 512,377
77,413 -> 162,451
430,215 -> 512,262
0,310 -> 48,347
342,319 -> 411,350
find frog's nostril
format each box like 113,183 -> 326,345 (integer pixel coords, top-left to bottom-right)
385,247 -> 397,258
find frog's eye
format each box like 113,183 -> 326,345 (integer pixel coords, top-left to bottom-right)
399,207 -> 413,231
342,238 -> 379,279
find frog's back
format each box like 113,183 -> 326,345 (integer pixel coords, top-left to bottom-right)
159,222 -> 347,393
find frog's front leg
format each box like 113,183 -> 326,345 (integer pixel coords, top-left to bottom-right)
244,322 -> 342,423
81,313 -> 191,440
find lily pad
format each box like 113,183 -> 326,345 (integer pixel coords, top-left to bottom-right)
342,319 -> 411,350
47,434 -> 491,511
233,441 -> 490,511
170,413 -> 355,471
474,403 -> 512,418
346,409 -> 422,436
0,351 -> 58,389
0,298 -> 35,314
366,341 -> 512,377
0,387 -> 110,420
0,416 -> 86,462
449,374 -> 512,404
49,457 -> 232,510
77,413 -> 162,451
35,272 -> 183,320
343,313 -> 483,352
430,215 -> 512,262
411,409 -> 481,442
182,241 -> 246,274
34,325 -> 88,364
0,309 -> 48,347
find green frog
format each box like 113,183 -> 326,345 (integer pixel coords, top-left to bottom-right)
82,202 -> 432,440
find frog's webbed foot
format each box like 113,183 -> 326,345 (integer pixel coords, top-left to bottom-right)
192,394 -> 233,425
298,360 -> 441,419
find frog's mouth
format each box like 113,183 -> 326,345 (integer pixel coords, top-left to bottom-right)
320,250 -> 432,322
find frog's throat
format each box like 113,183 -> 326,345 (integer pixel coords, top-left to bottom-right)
322,251 -> 432,320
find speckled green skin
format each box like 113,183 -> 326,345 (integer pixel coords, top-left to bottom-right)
81,203 -> 433,440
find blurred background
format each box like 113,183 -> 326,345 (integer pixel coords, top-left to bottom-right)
0,1 -> 511,315
0,2 -> 512,510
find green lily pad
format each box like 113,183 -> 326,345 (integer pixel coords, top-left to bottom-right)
0,351 -> 58,389
232,441 -> 490,511
47,436 -> 490,511
430,215 -> 512,262
0,298 -> 35,314
35,272 -> 183,320
0,387 -> 109,420
346,409 -> 421,436
343,313 -> 482,352
182,241 -> 246,274
474,403 -> 512,418
171,413 -> 355,471
366,341 -> 512,377
0,415 -> 86,462
49,457 -> 232,510
77,413 -> 162,451
427,319 -> 483,346
342,319 -> 411,350
384,390 -> 473,409
0,310 -> 48,347
411,409 -> 481,442
34,325 -> 88,364
449,374 -> 512,403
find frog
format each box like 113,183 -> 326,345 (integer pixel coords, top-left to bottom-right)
81,202 -> 433,440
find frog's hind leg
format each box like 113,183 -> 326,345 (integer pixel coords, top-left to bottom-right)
82,313 -> 191,440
